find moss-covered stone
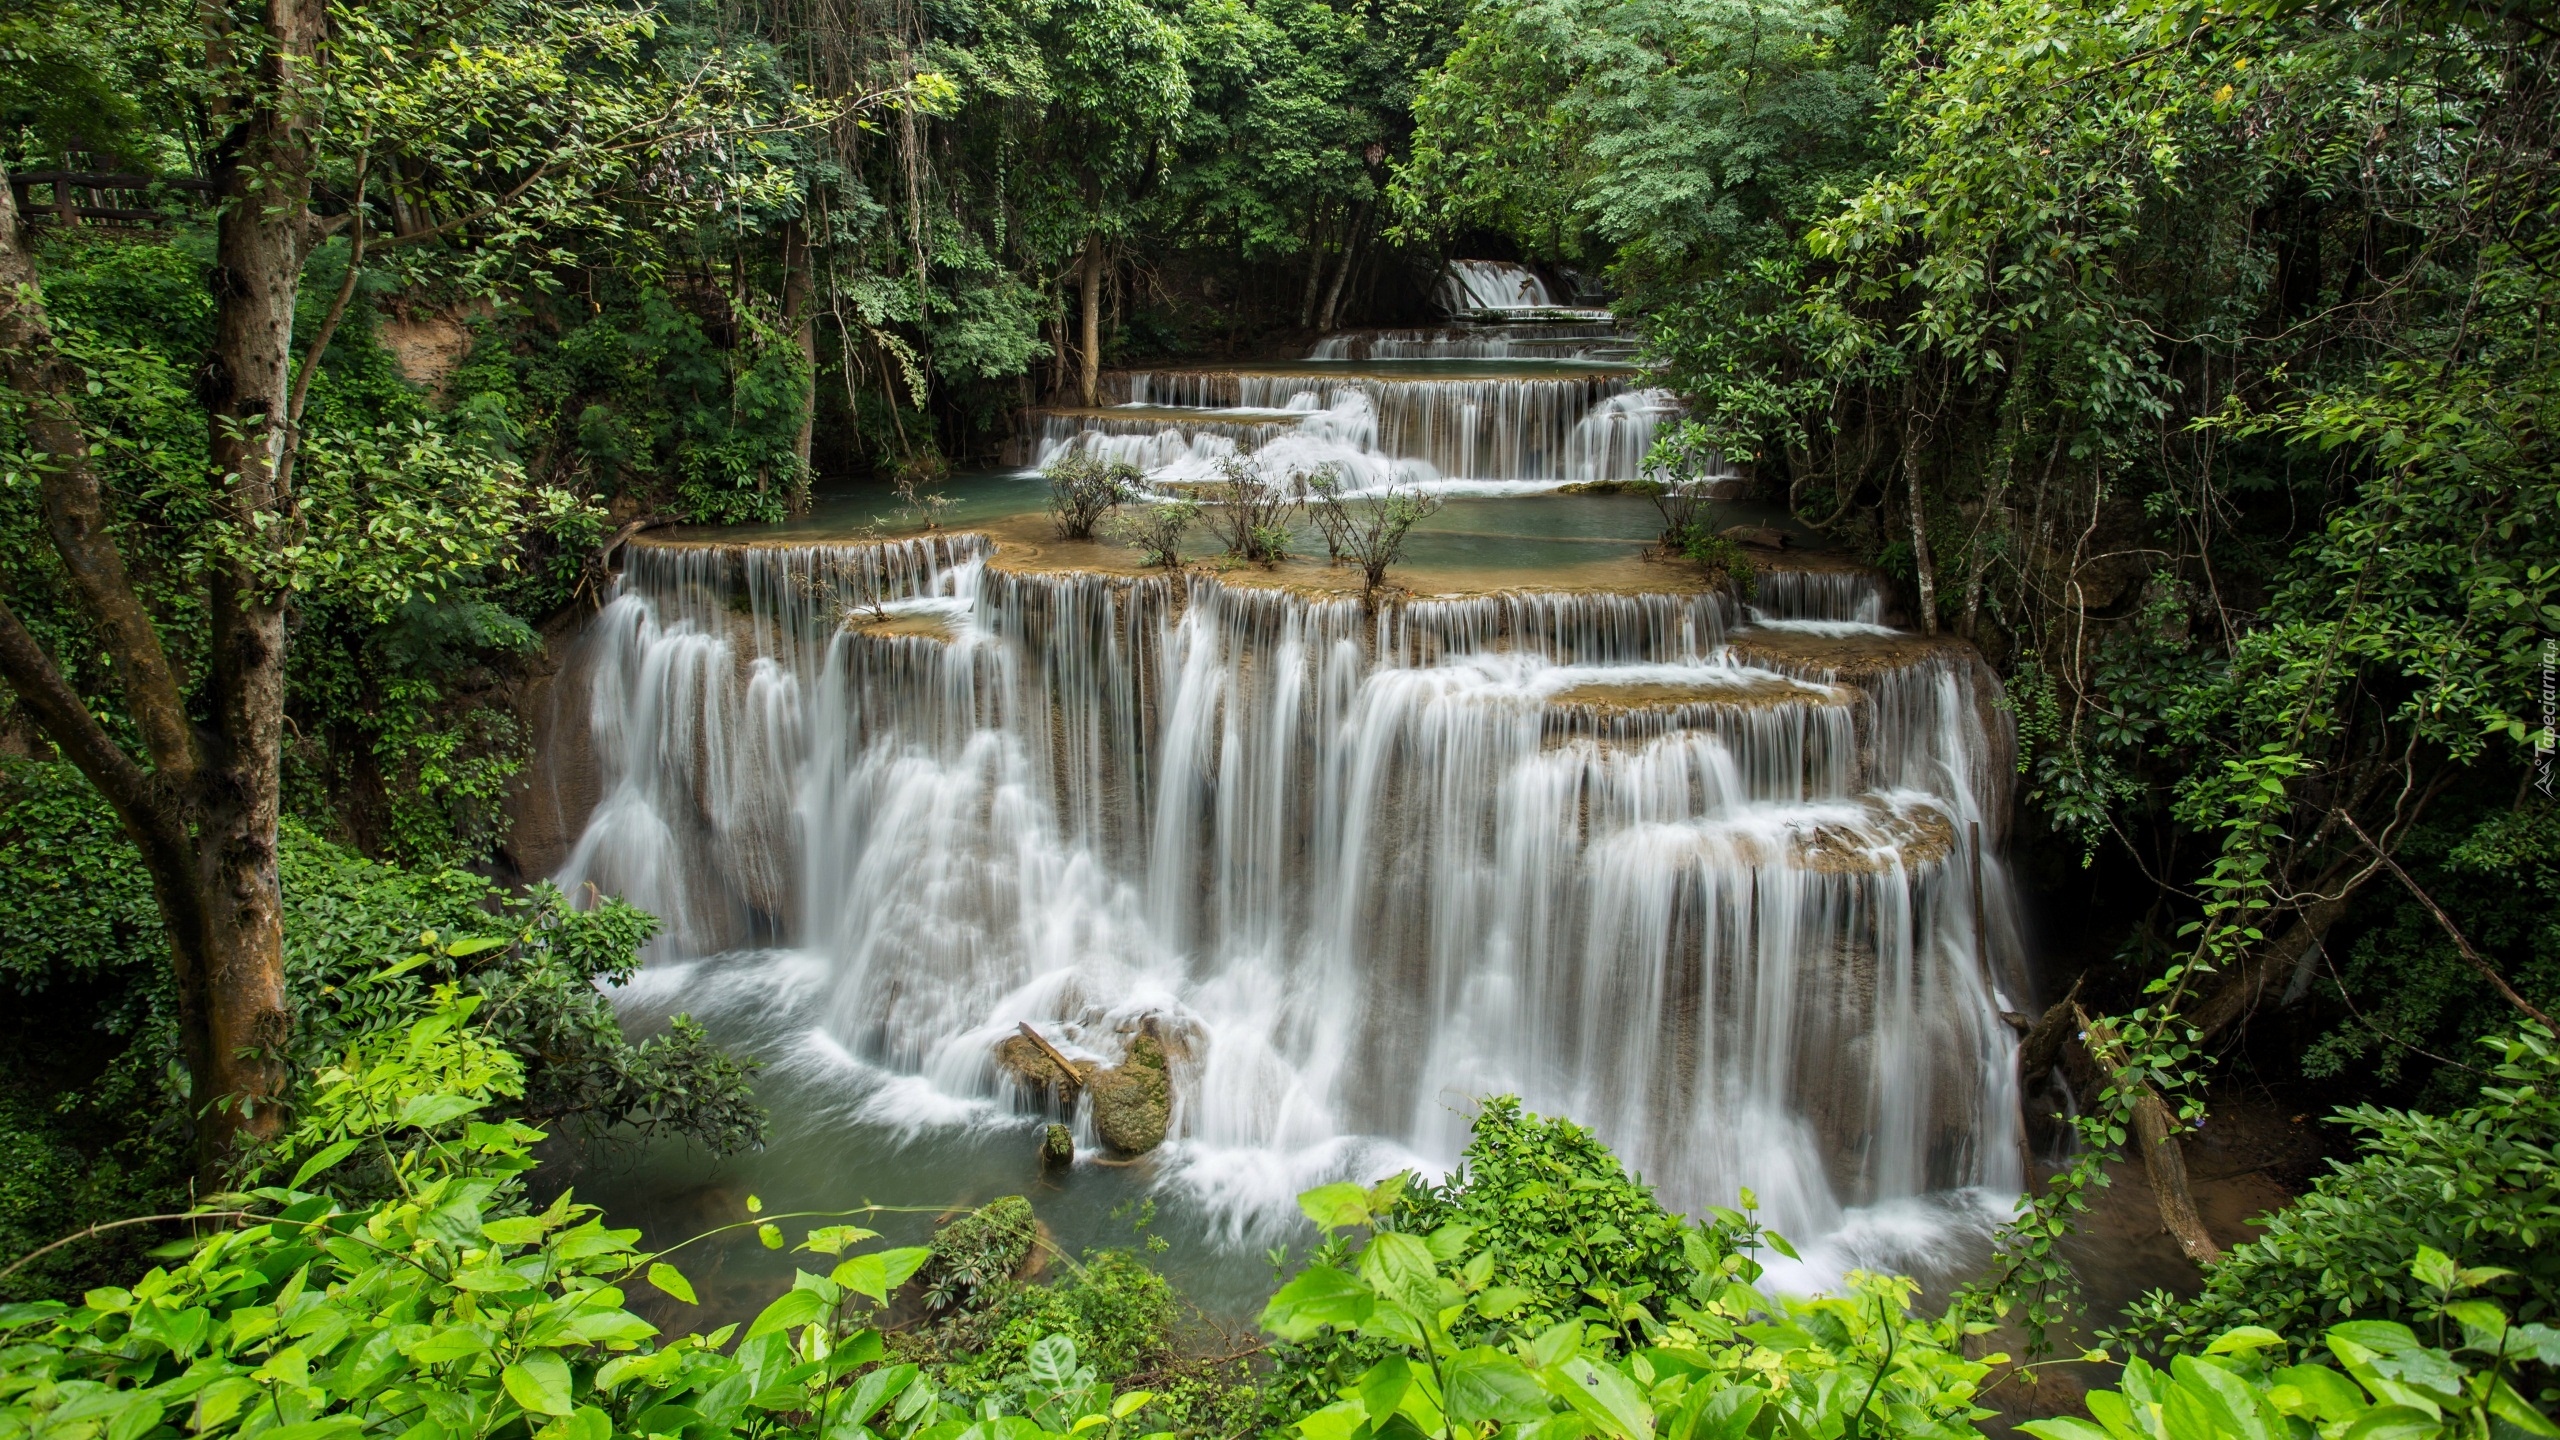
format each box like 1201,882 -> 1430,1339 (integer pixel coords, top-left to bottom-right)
1039,1122 -> 1074,1171
1088,1035 -> 1171,1155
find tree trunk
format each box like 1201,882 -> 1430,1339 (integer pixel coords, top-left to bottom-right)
1079,232 -> 1103,408
1316,202 -> 1370,333
1297,209 -> 1328,329
189,0 -> 323,1164
1905,449 -> 1938,634
0,124 -> 308,1174
779,216 -> 818,506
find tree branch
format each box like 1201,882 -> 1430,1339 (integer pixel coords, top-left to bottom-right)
2338,811 -> 2553,1029
0,164 -> 199,779
2078,1006 -> 2222,1266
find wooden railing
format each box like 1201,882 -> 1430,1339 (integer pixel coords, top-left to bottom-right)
8,171 -> 216,227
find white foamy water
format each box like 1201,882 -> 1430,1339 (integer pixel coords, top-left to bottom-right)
1025,278 -> 1703,491
552,538 -> 2029,1280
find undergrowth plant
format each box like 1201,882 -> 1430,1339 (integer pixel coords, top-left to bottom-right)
1260,1100 -> 2004,1440
0,991 -> 1173,1440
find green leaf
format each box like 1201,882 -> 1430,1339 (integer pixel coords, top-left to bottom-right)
1260,1264 -> 1373,1341
2487,1377 -> 2560,1439
2269,1367 -> 2367,1425
2338,1405 -> 2442,1440
839,1365 -> 920,1426
647,1262 -> 698,1305
288,1138 -> 362,1191
801,1225 -> 880,1257
1546,1356 -> 1652,1440
1425,1224 -> 1479,1262
1357,1231 -> 1440,1309
406,1325 -> 496,1363
482,1214 -> 557,1245
1299,1183 -> 1374,1232
831,1246 -> 931,1305
1358,1356 -> 1413,1423
2017,1421 -> 2115,1440
503,1351 -> 576,1417
399,1091 -> 485,1129
1295,1400 -> 1368,1440
1026,1333 -> 1078,1388
747,1287 -> 830,1339
560,1407 -> 612,1440
1446,1347 -> 1552,1428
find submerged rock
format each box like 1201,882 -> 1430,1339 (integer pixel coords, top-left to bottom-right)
1088,1035 -> 1172,1156
1721,523 -> 1790,549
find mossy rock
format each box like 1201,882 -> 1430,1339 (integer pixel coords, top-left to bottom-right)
923,1195 -> 1038,1311
1088,1036 -> 1171,1155
1039,1122 -> 1074,1171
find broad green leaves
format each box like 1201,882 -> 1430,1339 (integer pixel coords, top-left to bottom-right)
1260,1114 -> 2001,1440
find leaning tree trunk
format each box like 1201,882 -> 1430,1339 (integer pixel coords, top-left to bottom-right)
0,146 -> 299,1174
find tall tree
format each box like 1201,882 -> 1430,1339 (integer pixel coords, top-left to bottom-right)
0,0 -> 821,1172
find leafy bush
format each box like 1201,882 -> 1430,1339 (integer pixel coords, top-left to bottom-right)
1046,453 -> 1141,540
1200,457 -> 1300,563
2032,1251 -> 2559,1440
1259,1142 -> 2002,1440
1305,468 -> 1443,597
1104,501 -> 1200,568
2115,1027 -> 2560,1356
920,1198 -> 1039,1314
0,764 -> 761,1294
0,993 -> 1174,1440
907,1251 -> 1178,1396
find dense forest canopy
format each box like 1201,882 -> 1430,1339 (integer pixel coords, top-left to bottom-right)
0,0 -> 2551,1425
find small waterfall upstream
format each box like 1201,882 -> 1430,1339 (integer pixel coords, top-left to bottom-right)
1025,264 -> 1682,492
551,532 -> 2031,1270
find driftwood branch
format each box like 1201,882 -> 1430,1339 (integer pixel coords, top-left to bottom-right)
1016,1022 -> 1083,1090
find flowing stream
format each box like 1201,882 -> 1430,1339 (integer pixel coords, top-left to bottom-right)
545,291 -> 2032,1303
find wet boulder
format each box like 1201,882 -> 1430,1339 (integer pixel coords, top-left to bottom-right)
1087,1035 -> 1172,1156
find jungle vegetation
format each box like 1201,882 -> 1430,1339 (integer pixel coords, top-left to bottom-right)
0,0 -> 2550,1426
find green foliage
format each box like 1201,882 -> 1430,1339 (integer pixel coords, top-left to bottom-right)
2031,1251 -> 2560,1440
0,764 -> 761,1296
1044,453 -> 1140,541
905,1251 -> 1178,1397
1103,501 -> 1200,569
920,1198 -> 1039,1314
447,288 -> 807,526
2115,1028 -> 2560,1358
0,992 -> 1199,1440
1260,1100 -> 2002,1440
1305,469 -> 1441,596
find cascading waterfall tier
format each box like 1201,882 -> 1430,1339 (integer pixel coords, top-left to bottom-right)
1021,270 -> 1679,492
555,536 -> 2030,1262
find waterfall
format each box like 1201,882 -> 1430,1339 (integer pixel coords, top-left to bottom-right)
1032,373 -> 1679,491
1429,260 -> 1611,319
555,538 -> 2030,1263
1024,277 -> 1662,490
